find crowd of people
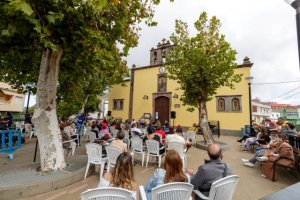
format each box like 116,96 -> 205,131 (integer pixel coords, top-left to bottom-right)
59,115 -> 232,200
239,117 -> 299,180
4,111 -> 299,198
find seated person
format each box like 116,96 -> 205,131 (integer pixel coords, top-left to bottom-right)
90,123 -> 99,138
131,123 -> 143,137
64,122 -> 76,138
237,125 -> 257,143
242,132 -> 279,167
165,126 -> 192,150
284,123 -> 297,135
95,134 -> 110,157
259,133 -> 294,180
145,150 -> 189,200
98,124 -> 112,140
242,126 -> 269,151
99,152 -> 137,199
155,126 -> 166,144
111,130 -> 128,152
154,134 -> 165,155
143,127 -> 156,142
187,144 -> 233,199
60,123 -> 76,156
24,122 -> 32,137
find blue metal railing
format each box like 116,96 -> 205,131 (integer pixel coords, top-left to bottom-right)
0,129 -> 22,159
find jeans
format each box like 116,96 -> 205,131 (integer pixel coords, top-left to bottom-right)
249,148 -> 265,164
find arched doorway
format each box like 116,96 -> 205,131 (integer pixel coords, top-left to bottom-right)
154,96 -> 170,125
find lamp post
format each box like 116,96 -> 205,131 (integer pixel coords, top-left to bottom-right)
245,76 -> 254,128
285,0 -> 300,68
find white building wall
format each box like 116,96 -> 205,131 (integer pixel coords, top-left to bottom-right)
252,101 -> 271,122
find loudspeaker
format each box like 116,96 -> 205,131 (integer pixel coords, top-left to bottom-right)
171,111 -> 176,119
107,111 -> 111,116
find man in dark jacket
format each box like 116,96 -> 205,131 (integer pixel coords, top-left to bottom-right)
187,143 -> 233,199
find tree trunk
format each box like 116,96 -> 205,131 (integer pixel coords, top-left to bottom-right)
32,48 -> 66,172
79,95 -> 89,114
198,101 -> 215,144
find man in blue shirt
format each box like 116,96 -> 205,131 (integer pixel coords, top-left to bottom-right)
75,113 -> 85,145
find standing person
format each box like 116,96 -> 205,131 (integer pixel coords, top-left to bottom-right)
75,113 -> 85,144
145,150 -> 189,200
98,152 -> 137,199
24,112 -> 32,124
5,112 -> 13,129
186,144 -> 233,199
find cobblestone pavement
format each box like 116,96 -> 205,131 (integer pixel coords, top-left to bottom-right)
1,135 -> 299,200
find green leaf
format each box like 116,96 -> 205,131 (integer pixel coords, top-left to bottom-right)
19,2 -> 33,16
46,15 -> 56,24
1,29 -> 10,36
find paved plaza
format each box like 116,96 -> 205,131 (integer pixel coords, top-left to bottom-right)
1,135 -> 299,200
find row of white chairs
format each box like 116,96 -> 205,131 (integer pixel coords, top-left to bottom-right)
81,175 -> 240,200
84,131 -> 195,179
131,137 -> 188,169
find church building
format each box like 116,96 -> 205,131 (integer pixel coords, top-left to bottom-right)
108,40 -> 253,135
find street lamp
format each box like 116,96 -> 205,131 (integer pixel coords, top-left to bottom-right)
285,0 -> 300,69
245,76 -> 254,128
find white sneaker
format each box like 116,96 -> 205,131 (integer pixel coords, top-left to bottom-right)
261,174 -> 267,178
257,156 -> 268,162
241,159 -> 249,163
244,162 -> 254,167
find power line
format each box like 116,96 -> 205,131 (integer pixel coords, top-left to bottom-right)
252,80 -> 300,85
265,85 -> 300,102
280,91 -> 300,101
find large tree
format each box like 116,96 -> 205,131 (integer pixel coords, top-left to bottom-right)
166,12 -> 242,144
0,0 -> 173,171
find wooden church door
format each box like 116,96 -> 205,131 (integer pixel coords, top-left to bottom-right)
154,96 -> 170,125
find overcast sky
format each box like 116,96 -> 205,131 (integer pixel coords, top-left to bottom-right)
26,0 -> 300,107
125,0 -> 300,105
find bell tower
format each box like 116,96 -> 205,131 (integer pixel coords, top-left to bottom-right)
150,39 -> 174,66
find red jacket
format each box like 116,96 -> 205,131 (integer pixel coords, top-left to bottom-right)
155,129 -> 165,144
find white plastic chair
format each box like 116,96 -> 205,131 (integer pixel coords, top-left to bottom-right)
185,131 -> 196,146
110,128 -> 119,138
167,142 -> 187,169
30,127 -> 36,138
145,139 -> 165,168
87,130 -> 97,143
154,133 -> 163,143
131,137 -> 146,166
105,145 -> 123,172
84,143 -> 108,179
123,130 -> 130,148
193,175 -> 240,200
62,139 -> 76,156
139,182 -> 193,200
81,187 -> 132,200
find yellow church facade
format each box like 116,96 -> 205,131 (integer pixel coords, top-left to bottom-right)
108,41 -> 253,135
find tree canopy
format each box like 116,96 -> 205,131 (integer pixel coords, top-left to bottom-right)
166,12 -> 242,110
0,0 -> 172,116
166,12 -> 242,144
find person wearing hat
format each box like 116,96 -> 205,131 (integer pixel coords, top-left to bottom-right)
165,126 -> 192,150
